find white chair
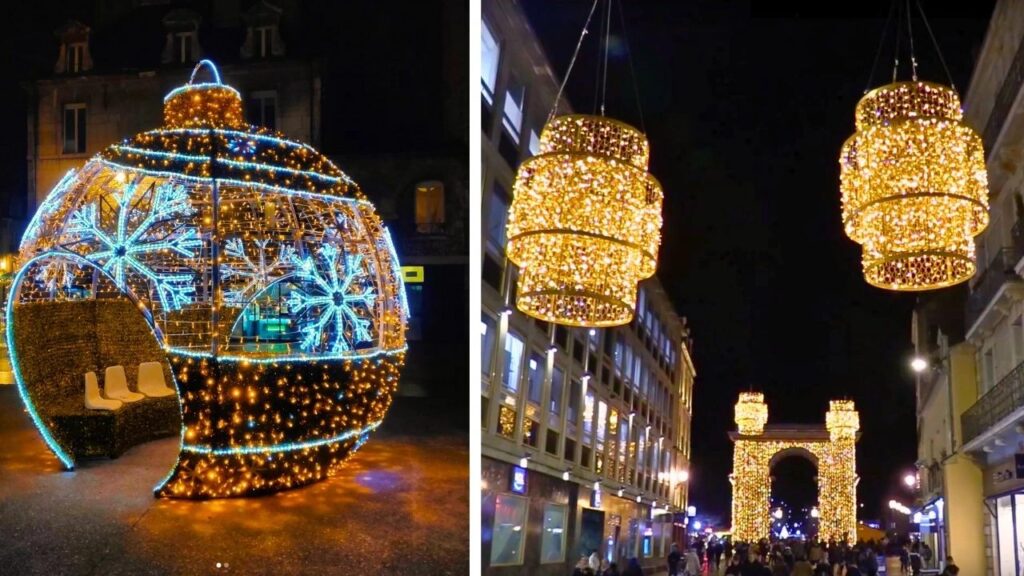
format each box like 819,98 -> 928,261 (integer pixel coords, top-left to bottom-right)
104,365 -> 144,403
137,361 -> 175,397
84,371 -> 122,411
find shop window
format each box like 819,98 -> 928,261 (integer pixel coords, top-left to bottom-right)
414,181 -> 445,234
540,504 -> 568,563
63,103 -> 86,154
996,495 -> 1015,576
491,494 -> 528,566
497,404 -> 516,439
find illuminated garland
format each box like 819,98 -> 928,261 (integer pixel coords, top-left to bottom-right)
730,394 -> 859,543
840,82 -> 989,291
9,60 -> 408,498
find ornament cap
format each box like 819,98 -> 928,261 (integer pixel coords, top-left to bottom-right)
162,59 -> 244,129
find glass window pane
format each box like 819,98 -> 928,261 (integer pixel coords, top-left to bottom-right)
502,78 -> 525,143
503,332 -> 525,393
1016,495 -> 1024,575
550,366 -> 564,416
540,504 -> 567,563
63,108 -> 76,152
482,20 -> 500,103
76,108 -> 86,152
487,183 -> 509,249
998,495 -> 1014,576
527,352 -> 544,405
481,314 -> 496,379
491,494 -> 528,566
528,129 -> 541,156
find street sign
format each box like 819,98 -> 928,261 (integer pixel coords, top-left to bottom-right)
510,465 -> 527,494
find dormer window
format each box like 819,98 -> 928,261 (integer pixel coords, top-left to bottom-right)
256,26 -> 273,58
65,42 -> 84,73
54,21 -> 92,75
161,9 -> 201,65
174,31 -> 195,63
241,1 -> 285,60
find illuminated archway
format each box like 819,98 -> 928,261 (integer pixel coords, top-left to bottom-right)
729,393 -> 859,543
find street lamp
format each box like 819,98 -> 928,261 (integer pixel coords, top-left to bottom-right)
910,357 -> 928,373
773,507 -> 784,520
903,472 -> 917,489
810,506 -> 820,518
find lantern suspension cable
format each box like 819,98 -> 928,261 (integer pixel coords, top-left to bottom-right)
864,0 -> 897,93
600,0 -> 612,116
905,0 -> 918,81
914,0 -> 957,91
891,2 -> 903,83
617,0 -> 647,132
548,0 -> 601,125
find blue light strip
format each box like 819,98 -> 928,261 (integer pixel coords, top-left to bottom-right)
151,128 -> 333,161
110,144 -> 351,184
6,250 -> 172,470
5,255 -> 76,469
381,226 -> 409,321
181,421 -> 381,456
191,59 -> 222,84
164,344 -> 406,364
20,169 -> 77,251
98,159 -> 370,207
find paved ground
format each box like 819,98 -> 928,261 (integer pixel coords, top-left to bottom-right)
0,386 -> 469,575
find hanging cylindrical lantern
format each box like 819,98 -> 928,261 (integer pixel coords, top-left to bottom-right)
506,114 -> 663,327
840,81 -> 989,291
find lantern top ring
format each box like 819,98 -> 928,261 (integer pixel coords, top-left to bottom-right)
541,113 -> 651,170
855,81 -> 964,129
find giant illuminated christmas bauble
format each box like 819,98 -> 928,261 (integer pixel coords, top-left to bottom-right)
9,60 -> 407,498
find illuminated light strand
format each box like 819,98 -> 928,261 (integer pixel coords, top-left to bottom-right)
21,168 -> 77,250
5,250 -> 173,470
109,144 -> 353,185
507,114 -> 663,327
840,81 -> 989,291
182,421 -> 381,455
162,82 -> 242,103
97,159 -> 372,206
222,238 -> 295,306
381,227 -> 409,320
162,345 -> 407,363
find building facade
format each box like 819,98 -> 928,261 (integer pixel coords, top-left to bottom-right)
915,2 -> 1024,574
14,1 -> 468,401
481,1 -> 694,574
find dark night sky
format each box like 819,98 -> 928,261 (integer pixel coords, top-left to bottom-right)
521,0 -> 994,521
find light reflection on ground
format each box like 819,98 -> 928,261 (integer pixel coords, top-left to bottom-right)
0,388 -> 468,575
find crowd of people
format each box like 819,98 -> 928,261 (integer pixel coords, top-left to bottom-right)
570,536 -> 961,576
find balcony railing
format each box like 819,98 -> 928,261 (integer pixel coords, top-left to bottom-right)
966,247 -> 1023,330
962,358 -> 1024,446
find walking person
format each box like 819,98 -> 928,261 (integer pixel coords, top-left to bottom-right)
668,543 -> 682,576
684,546 -> 702,576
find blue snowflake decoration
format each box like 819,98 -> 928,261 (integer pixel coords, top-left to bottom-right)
222,238 -> 295,306
65,181 -> 202,311
286,244 -> 376,354
227,137 -> 257,156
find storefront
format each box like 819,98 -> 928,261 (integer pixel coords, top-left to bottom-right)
482,457 -> 576,575
915,498 -> 944,571
984,454 -> 1024,576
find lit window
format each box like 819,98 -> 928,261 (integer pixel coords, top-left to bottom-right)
491,494 -> 528,566
482,20 -> 500,104
540,504 -> 568,563
65,42 -> 85,74
62,103 -> 86,154
503,332 -> 525,393
502,78 -> 526,143
175,32 -> 195,63
246,91 -> 277,130
414,181 -> 445,234
487,183 -> 509,251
